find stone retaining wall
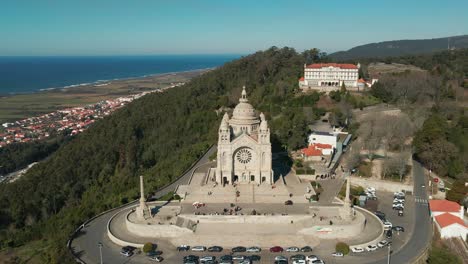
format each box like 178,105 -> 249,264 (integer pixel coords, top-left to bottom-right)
349,206 -> 385,248
125,211 -> 192,238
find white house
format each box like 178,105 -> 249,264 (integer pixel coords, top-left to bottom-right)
429,200 -> 465,219
434,213 -> 468,239
299,63 -> 359,91
308,131 -> 337,150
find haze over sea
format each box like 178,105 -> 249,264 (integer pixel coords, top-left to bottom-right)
0,54 -> 240,95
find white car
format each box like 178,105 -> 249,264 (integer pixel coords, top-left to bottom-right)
383,221 -> 393,230
393,198 -> 405,203
366,187 -> 376,193
293,260 -> 307,264
232,255 -> 246,261
332,252 -> 344,257
351,247 -> 364,253
246,246 -> 261,252
191,246 -> 206,252
120,251 -> 133,257
366,245 -> 378,252
200,256 -> 215,262
306,255 -> 319,261
286,247 -> 300,252
377,240 -> 389,248
392,203 -> 405,209
275,255 -> 288,261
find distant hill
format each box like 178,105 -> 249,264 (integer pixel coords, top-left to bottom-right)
330,35 -> 468,60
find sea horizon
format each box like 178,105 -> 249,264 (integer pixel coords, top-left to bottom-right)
0,54 -> 241,95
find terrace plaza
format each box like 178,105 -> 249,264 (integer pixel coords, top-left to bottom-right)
107,88 -> 384,251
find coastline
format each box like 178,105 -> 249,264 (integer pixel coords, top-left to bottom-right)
0,68 -> 211,123
0,67 -> 213,97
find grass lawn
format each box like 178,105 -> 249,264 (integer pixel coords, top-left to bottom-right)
358,161 -> 373,177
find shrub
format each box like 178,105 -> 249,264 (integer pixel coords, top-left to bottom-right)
335,242 -> 350,255
142,242 -> 154,253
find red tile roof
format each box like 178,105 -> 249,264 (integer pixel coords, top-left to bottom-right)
306,63 -> 358,69
429,200 -> 461,213
301,145 -> 322,156
358,78 -> 366,83
314,143 -> 333,149
435,213 -> 467,228
299,77 -> 304,81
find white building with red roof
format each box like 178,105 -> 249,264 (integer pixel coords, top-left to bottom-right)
299,63 -> 360,91
429,199 -> 464,219
429,200 -> 467,239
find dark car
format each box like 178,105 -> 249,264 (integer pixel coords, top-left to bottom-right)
290,254 -> 306,261
122,246 -> 136,252
285,200 -> 293,205
178,245 -> 190,251
274,261 -> 288,264
270,246 -> 284,253
249,255 -> 261,262
232,246 -> 247,253
208,246 -> 223,252
386,229 -> 393,239
184,255 -> 199,261
301,246 -> 313,252
393,205 -> 404,211
393,226 -> 405,232
220,255 -> 233,261
375,211 -> 385,219
147,250 -> 163,256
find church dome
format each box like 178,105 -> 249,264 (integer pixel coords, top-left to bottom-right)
232,102 -> 257,120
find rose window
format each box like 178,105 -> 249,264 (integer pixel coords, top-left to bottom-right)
236,148 -> 252,164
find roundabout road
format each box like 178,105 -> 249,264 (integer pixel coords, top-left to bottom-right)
70,157 -> 432,264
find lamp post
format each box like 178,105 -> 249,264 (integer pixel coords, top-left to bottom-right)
387,243 -> 391,264
98,242 -> 103,264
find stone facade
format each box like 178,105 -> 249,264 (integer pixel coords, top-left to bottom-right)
299,63 -> 360,91
215,86 -> 273,185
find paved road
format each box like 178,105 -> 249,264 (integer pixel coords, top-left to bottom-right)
372,160 -> 432,264
71,158 -> 432,264
70,145 -> 216,264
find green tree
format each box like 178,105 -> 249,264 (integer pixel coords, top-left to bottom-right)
335,242 -> 350,255
142,242 -> 154,253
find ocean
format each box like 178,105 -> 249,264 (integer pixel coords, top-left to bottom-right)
0,55 -> 241,95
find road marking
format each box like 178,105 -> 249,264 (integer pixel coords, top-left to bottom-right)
415,198 -> 428,204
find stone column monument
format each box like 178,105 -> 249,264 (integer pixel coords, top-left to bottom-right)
340,172 -> 353,221
136,175 -> 150,220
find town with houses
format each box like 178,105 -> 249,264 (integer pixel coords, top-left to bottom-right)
0,82 -> 185,148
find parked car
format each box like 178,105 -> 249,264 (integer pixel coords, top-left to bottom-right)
220,255 -> 233,261
398,210 -> 404,216
285,200 -> 293,205
386,229 -> 393,239
232,255 -> 246,261
270,246 -> 284,253
184,255 -> 199,262
311,260 -> 324,264
393,198 -> 405,204
120,250 -> 133,257
274,255 -> 288,261
246,246 -> 261,252
232,246 -> 247,252
239,260 -> 251,264
192,246 -> 207,252
300,246 -> 313,252
249,255 -> 261,261
177,245 -> 190,251
351,247 -> 364,253
393,226 -> 405,232
286,247 -> 300,252
149,256 -> 164,262
366,245 -> 378,252
208,246 -> 223,252
374,211 -> 386,220
306,255 -> 319,261
290,254 -> 306,261
383,221 -> 393,230
377,240 -> 389,248
293,260 -> 306,264
147,250 -> 163,256
200,256 -> 216,262
332,252 -> 344,257
392,203 -> 404,210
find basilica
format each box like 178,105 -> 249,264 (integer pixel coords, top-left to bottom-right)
215,86 -> 273,185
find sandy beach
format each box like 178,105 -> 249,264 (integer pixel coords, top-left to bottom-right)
0,68 -> 210,123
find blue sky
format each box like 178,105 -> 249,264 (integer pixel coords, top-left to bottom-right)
1,0 -> 467,56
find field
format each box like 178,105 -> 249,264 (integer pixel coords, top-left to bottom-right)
0,69 -> 208,123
